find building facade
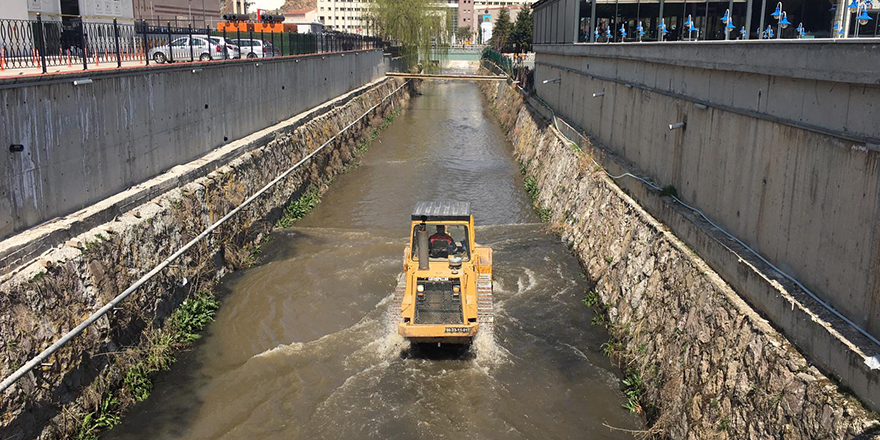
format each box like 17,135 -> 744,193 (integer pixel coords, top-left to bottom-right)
316,0 -> 371,34
459,1 -> 537,42
532,0 -> 860,43
0,0 -> 221,25
133,0 -> 221,26
314,0 -> 537,38
3,0 -> 135,23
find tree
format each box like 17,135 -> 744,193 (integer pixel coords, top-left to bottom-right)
455,25 -> 472,44
366,0 -> 448,71
490,8 -> 512,52
511,7 -> 533,53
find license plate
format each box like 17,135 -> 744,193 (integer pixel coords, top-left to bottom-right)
445,327 -> 470,334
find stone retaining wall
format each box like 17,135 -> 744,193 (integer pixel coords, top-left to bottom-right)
0,78 -> 412,440
481,79 -> 880,439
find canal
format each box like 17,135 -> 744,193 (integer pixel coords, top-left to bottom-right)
106,79 -> 644,439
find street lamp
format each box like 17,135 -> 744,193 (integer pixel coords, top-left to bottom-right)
605,27 -> 613,42
855,2 -> 873,36
740,26 -> 747,39
721,9 -> 735,40
637,22 -> 645,41
619,24 -> 627,41
770,2 -> 786,38
796,22 -> 805,38
684,15 -> 697,40
659,19 -> 668,41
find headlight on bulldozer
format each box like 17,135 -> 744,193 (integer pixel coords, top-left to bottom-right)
417,284 -> 424,292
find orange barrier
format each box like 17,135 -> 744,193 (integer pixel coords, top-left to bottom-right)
94,48 -> 99,66
67,49 -> 72,67
0,48 -> 4,71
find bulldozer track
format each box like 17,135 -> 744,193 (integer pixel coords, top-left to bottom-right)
391,274 -> 407,325
477,273 -> 494,335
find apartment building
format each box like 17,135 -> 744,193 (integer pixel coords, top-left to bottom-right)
315,0 -> 534,37
317,0 -> 371,34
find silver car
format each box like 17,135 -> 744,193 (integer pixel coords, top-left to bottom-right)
232,38 -> 281,58
149,36 -> 241,63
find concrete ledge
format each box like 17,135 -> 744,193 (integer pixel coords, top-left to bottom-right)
0,76 -> 391,280
0,49 -> 383,90
535,40 -> 880,85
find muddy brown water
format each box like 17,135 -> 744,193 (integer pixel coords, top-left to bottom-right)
106,80 -> 644,440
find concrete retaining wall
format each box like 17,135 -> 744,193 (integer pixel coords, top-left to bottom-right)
0,50 -> 386,243
533,42 -> 880,340
482,78 -> 879,440
0,77 -> 412,440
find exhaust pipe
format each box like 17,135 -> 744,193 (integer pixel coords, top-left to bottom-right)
417,223 -> 429,270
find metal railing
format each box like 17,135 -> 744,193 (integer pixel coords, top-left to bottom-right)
0,15 -> 382,74
482,49 -> 534,93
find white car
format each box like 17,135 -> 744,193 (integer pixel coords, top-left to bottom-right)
149,36 -> 240,63
231,38 -> 281,58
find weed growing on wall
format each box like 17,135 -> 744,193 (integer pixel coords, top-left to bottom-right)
120,291 -> 219,407
276,187 -> 322,228
622,370 -> 645,414
76,393 -> 121,440
522,176 -> 552,222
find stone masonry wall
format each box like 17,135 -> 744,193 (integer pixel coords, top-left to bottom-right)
481,79 -> 880,439
0,78 -> 412,440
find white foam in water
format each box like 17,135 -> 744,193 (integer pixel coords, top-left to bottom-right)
251,294 -> 395,361
252,341 -> 306,359
472,328 -> 511,367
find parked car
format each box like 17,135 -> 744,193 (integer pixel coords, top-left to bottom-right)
231,38 -> 281,58
149,36 -> 240,63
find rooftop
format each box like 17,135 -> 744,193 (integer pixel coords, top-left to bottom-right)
412,201 -> 471,221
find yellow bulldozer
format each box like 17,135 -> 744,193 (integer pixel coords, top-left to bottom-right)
395,202 -> 493,345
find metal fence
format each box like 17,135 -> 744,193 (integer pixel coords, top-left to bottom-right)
0,16 -> 381,74
482,49 -> 534,93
